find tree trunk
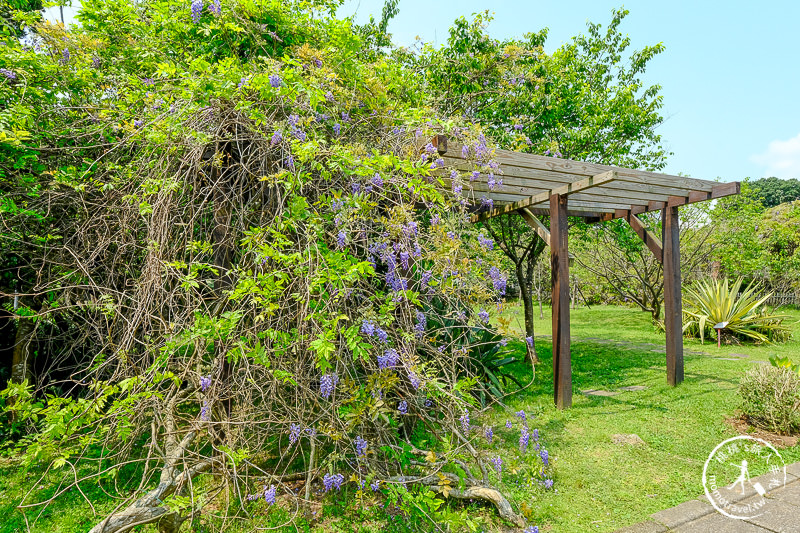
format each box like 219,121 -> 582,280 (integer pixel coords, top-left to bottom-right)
515,261 -> 538,363
11,315 -> 35,385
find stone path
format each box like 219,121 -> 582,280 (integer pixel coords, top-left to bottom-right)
616,462 -> 800,532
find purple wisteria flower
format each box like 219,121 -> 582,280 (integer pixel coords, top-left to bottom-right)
0,68 -> 16,80
371,173 -> 383,188
484,426 -> 494,444
323,473 -> 345,492
264,484 -> 276,504
191,0 -> 203,22
378,348 -> 398,370
133,119 -> 144,128
370,480 -> 381,491
361,319 -> 375,336
289,423 -> 302,444
320,372 -> 339,399
284,155 -> 294,170
337,231 -> 346,248
341,111 -> 351,123
544,479 -> 554,490
499,338 -> 508,346
470,170 -> 480,181
208,0 -> 221,15
414,311 -> 426,334
524,527 -> 539,533
505,420 -> 513,429
478,309 -> 490,324
200,376 -> 211,392
491,456 -> 502,475
400,251 -> 410,269
520,426 -> 530,453
526,336 -> 534,348
59,48 -> 70,65
513,123 -> 524,130
488,266 -> 506,295
533,428 -> 539,441
269,74 -> 282,88
375,327 -> 388,343
333,123 -> 341,136
408,371 -> 421,390
477,234 -> 493,250
459,410 -> 470,433
461,145 -> 469,158
354,436 -> 368,457
398,400 -> 408,414
452,181 -> 462,195
539,449 -> 549,466
200,401 -> 210,421
434,157 -> 445,168
480,196 -> 494,211
516,410 -> 527,421
421,270 -> 433,288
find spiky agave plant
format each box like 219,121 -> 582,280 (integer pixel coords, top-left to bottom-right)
683,278 -> 791,344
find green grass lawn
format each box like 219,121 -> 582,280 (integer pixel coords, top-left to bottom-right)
483,302 -> 800,532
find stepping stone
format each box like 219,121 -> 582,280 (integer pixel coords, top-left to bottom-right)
719,357 -> 742,361
583,389 -> 619,397
611,433 -> 645,446
650,349 -> 666,353
729,352 -> 749,358
619,385 -> 648,391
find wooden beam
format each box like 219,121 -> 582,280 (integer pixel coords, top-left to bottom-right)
551,194 -> 572,409
625,212 -> 663,263
472,170 -> 618,222
519,208 -> 550,246
663,206 -> 684,386
598,182 -> 742,222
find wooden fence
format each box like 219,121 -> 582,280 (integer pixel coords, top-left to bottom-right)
765,292 -> 800,307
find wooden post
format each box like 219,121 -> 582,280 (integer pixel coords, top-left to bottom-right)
550,194 -> 572,409
662,206 -> 684,386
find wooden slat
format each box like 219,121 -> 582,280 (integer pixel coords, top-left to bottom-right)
444,157 -> 706,199
625,212 -> 663,263
551,194 -> 572,409
663,206 -> 684,387
472,171 -> 617,221
449,143 -> 716,192
519,208 -> 550,246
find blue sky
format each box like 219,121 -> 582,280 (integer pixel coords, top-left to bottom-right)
44,1 -> 800,182
337,0 -> 800,183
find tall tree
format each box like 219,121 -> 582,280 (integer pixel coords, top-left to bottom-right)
416,8 -> 669,340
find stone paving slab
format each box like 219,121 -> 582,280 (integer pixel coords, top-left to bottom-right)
616,462 -> 800,533
650,499 -> 715,528
744,498 -> 800,532
671,512 -> 773,532
614,520 -> 667,533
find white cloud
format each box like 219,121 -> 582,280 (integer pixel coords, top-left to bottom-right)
751,133 -> 800,178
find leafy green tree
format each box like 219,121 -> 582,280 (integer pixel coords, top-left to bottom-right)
749,177 -> 800,208
414,8 -> 669,337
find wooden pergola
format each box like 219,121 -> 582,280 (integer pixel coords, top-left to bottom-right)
431,136 -> 740,409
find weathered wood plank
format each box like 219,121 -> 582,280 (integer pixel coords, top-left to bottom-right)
625,212 -> 663,263
472,171 -> 618,221
551,194 -> 572,409
447,143 -> 717,192
663,206 -> 684,387
518,208 -> 550,246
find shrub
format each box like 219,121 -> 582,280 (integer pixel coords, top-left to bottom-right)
739,365 -> 800,435
683,278 -> 791,344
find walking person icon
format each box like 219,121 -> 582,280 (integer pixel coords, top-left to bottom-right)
729,460 -> 751,495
